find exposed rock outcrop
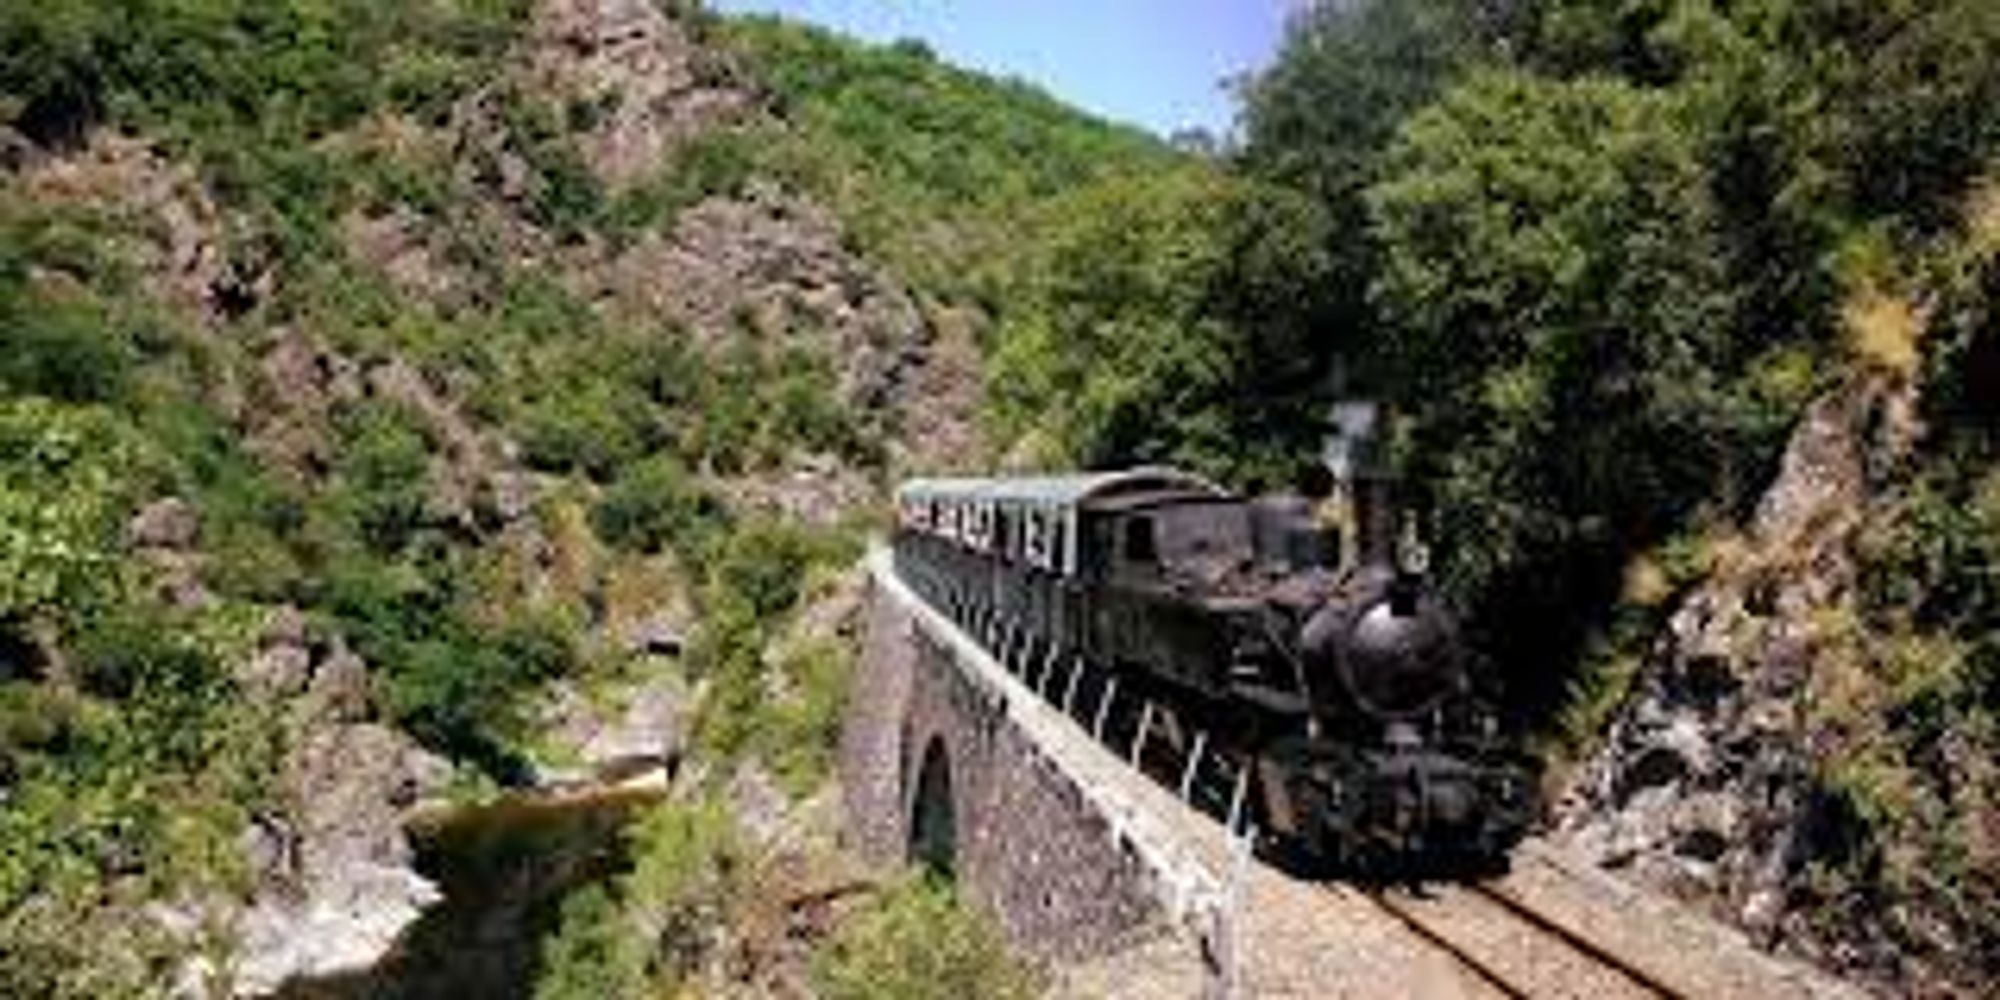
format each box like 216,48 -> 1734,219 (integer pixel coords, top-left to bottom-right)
528,0 -> 753,188
229,722 -> 451,996
338,203 -> 460,303
596,183 -> 931,420
1554,375 -> 1930,986
129,496 -> 211,609
155,611 -> 452,997
534,673 -> 689,788
229,611 -> 451,996
15,133 -> 229,320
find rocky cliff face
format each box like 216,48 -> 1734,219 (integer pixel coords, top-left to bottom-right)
1551,372 -> 1996,993
527,0 -> 753,188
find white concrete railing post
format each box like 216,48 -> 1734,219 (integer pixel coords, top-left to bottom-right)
1222,827 -> 1254,999
1061,656 -> 1084,716
1093,676 -> 1119,743
1130,701 -> 1155,768
1178,731 -> 1208,802
1224,762 -> 1251,839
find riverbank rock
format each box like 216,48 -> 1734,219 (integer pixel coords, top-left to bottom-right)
228,723 -> 452,995
533,671 -> 689,788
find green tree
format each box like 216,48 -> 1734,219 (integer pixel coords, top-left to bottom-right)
986,165 -> 1327,481
1366,69 -> 1745,710
1237,0 -> 1510,359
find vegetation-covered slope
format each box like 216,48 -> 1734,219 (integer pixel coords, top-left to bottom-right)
0,0 -> 1174,994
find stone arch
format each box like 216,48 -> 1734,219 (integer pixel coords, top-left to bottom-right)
909,735 -> 957,877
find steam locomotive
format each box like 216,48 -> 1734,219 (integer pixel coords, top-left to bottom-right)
891,466 -> 1531,876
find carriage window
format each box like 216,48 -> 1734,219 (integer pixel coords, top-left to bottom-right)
1124,516 -> 1158,563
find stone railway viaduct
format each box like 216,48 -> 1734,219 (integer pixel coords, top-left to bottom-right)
836,548 -> 1875,999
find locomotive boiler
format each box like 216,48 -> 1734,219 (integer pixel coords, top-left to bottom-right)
891,467 -> 1531,876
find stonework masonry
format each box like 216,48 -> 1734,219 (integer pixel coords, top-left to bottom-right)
840,552 -> 1225,966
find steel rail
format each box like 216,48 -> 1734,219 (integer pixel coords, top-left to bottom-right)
1348,887 -> 1529,1000
1468,881 -> 1680,998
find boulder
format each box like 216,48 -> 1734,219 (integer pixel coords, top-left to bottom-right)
129,497 -> 199,550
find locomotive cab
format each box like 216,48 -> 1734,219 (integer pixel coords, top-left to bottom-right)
1087,496 -> 1255,584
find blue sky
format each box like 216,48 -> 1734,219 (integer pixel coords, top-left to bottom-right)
707,0 -> 1296,138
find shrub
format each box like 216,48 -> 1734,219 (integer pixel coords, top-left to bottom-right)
0,398 -> 135,628
325,548 -> 579,781
332,401 -> 435,554
760,637 -> 851,796
592,454 -> 722,557
518,383 -> 651,480
688,519 -> 859,768
532,797 -> 743,999
533,885 -> 647,1000
0,292 -> 132,404
811,876 -> 1037,1000
606,129 -> 761,241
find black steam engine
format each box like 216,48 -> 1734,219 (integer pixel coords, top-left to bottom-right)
891,466 -> 1531,876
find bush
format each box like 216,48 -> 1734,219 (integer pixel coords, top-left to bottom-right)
533,885 -> 647,1000
332,401 -> 434,554
532,797 -> 743,999
761,637 -> 851,795
0,292 -> 133,404
592,454 -> 722,557
709,519 -> 845,621
518,382 -> 651,480
325,549 -> 579,781
0,599 -> 275,998
606,129 -> 761,241
811,876 -> 1037,1000
0,398 -> 136,628
687,518 -> 859,769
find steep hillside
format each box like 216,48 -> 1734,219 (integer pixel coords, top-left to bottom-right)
0,0 -> 1184,994
1555,208 -> 2000,995
1202,3 -> 2000,995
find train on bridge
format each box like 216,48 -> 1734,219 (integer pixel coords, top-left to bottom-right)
891,466 -> 1532,877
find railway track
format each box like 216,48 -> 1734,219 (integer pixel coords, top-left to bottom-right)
1351,880 -> 1679,999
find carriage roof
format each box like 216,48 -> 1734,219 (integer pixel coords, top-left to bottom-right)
895,467 -> 1226,512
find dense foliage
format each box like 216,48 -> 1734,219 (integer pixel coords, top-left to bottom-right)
985,165 -> 1330,479
0,256 -> 278,995
717,15 -> 1178,306
951,2 -> 2000,982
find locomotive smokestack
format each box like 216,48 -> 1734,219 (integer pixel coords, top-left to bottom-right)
1323,400 -> 1396,569
1353,471 -> 1396,569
